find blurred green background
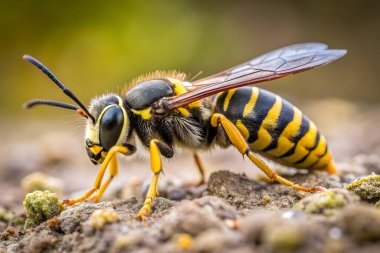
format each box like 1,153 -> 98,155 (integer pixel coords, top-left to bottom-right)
0,0 -> 379,119
0,0 -> 380,205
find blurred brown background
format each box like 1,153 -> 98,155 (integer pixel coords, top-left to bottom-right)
0,0 -> 379,204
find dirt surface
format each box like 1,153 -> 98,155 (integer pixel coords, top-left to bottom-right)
1,165 -> 380,253
1,102 -> 380,252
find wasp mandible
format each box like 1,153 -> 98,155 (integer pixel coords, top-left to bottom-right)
24,43 -> 346,219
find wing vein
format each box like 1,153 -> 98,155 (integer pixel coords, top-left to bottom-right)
164,43 -> 346,110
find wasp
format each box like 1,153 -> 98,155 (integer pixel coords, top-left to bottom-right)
24,43 -> 346,219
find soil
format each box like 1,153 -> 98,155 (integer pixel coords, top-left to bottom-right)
1,168 -> 380,253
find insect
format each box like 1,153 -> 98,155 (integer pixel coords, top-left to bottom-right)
24,42 -> 346,219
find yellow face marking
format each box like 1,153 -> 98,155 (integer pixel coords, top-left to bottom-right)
87,124 -> 99,144
118,98 -> 129,146
178,107 -> 190,117
252,96 -> 282,150
243,87 -> 259,117
223,89 -> 236,112
236,120 -> 249,139
90,145 -> 103,156
131,107 -> 152,120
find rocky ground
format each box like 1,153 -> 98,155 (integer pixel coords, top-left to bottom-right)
1,159 -> 380,253
0,101 -> 380,253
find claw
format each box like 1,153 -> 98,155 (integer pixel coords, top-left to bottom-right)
182,179 -> 206,188
62,199 -> 77,206
135,207 -> 151,220
87,196 -> 100,202
314,186 -> 327,192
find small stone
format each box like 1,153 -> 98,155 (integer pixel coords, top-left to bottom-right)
262,195 -> 271,205
345,174 -> 380,203
88,208 -> 119,229
328,227 -> 343,240
238,210 -> 279,243
0,226 -> 16,240
264,223 -> 305,253
111,234 -> 140,252
338,205 -> 380,243
281,210 -> 307,219
160,198 -> 226,238
167,188 -> 187,201
193,229 -> 226,252
239,210 -> 325,253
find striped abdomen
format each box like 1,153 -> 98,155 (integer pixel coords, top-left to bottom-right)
214,87 -> 335,173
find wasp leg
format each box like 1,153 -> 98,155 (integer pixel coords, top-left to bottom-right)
88,153 -> 118,202
193,153 -> 206,186
211,113 -> 324,192
136,139 -> 172,220
63,145 -> 131,205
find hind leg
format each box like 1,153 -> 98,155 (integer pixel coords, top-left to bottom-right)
193,153 -> 206,186
211,113 -> 325,192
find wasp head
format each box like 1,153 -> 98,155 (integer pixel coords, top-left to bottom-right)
85,94 -> 130,165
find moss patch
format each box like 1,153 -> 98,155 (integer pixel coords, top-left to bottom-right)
292,189 -> 358,216
23,190 -> 63,229
345,174 -> 380,203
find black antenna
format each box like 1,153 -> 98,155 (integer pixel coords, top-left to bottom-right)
24,99 -> 79,110
23,55 -> 95,123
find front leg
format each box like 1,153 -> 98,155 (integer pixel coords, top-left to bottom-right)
136,139 -> 173,220
63,145 -> 134,205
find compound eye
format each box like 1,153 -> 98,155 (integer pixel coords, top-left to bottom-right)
99,106 -> 124,150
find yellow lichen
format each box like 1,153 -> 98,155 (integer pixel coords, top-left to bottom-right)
292,189 -> 357,216
89,209 -> 119,229
345,174 -> 380,189
262,195 -> 271,205
172,233 -> 193,250
21,172 -> 64,193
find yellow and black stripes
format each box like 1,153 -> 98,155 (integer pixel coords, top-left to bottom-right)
261,98 -> 294,153
214,87 -> 334,171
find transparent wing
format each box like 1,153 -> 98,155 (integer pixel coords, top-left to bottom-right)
165,43 -> 346,110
